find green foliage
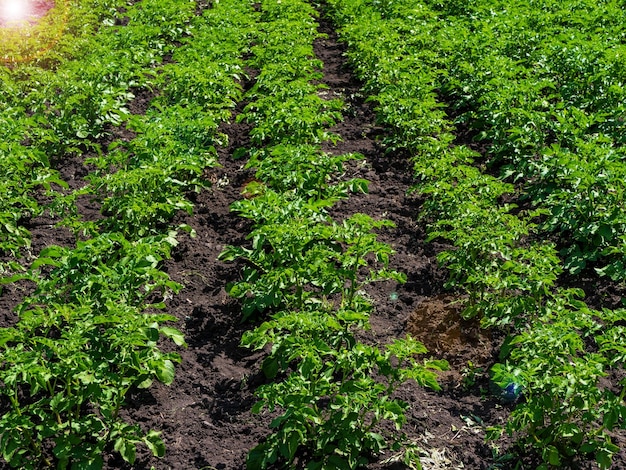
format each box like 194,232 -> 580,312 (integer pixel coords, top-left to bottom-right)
493,295 -> 625,469
242,91 -> 343,146
246,144 -> 368,199
244,310 -> 445,470
324,0 -> 626,467
0,233 -> 184,468
218,0 -> 446,467
0,0 -> 259,467
223,192 -> 403,318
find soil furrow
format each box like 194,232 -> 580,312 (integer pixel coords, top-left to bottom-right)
314,13 -> 511,469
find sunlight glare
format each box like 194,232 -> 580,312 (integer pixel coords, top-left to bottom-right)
1,0 -> 30,23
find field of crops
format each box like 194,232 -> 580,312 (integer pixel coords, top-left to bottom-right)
0,0 -> 625,468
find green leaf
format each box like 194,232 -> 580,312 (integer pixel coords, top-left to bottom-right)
155,359 -> 176,385
144,327 -> 160,342
327,454 -> 350,469
31,257 -> 62,269
0,328 -> 18,347
596,450 -> 614,469
136,377 -> 153,389
545,446 -> 561,466
144,430 -> 166,458
160,326 -> 186,347
114,437 -> 137,465
262,357 -> 279,379
485,426 -> 504,440
603,409 -> 619,430
251,400 -> 265,414
348,179 -> 369,194
279,430 -> 301,461
247,445 -> 268,470
233,147 -> 248,160
0,273 -> 30,285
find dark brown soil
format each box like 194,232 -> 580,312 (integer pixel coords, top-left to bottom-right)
1,7 -> 625,470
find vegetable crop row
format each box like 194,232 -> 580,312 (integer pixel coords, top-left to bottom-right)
0,0 -> 125,271
0,0 -> 189,265
0,0 -> 255,467
219,0 -> 446,468
324,0 -> 626,468
437,0 -> 626,280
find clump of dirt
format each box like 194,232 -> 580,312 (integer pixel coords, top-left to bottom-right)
407,295 -> 493,373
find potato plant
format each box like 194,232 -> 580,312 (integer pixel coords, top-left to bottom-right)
0,0 -> 258,467
0,234 -> 184,469
244,307 -> 445,470
220,0 -> 447,468
324,0 -> 626,467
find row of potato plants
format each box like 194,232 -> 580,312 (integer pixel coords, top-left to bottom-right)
0,0 -> 190,465
218,0 -> 447,468
0,0 -> 182,267
324,0 -> 626,468
435,0 -> 626,280
427,1 -> 626,464
0,0 -> 119,274
0,0 -> 256,467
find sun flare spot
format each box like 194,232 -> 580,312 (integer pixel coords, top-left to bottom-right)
0,0 -> 62,63
1,0 -> 31,23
